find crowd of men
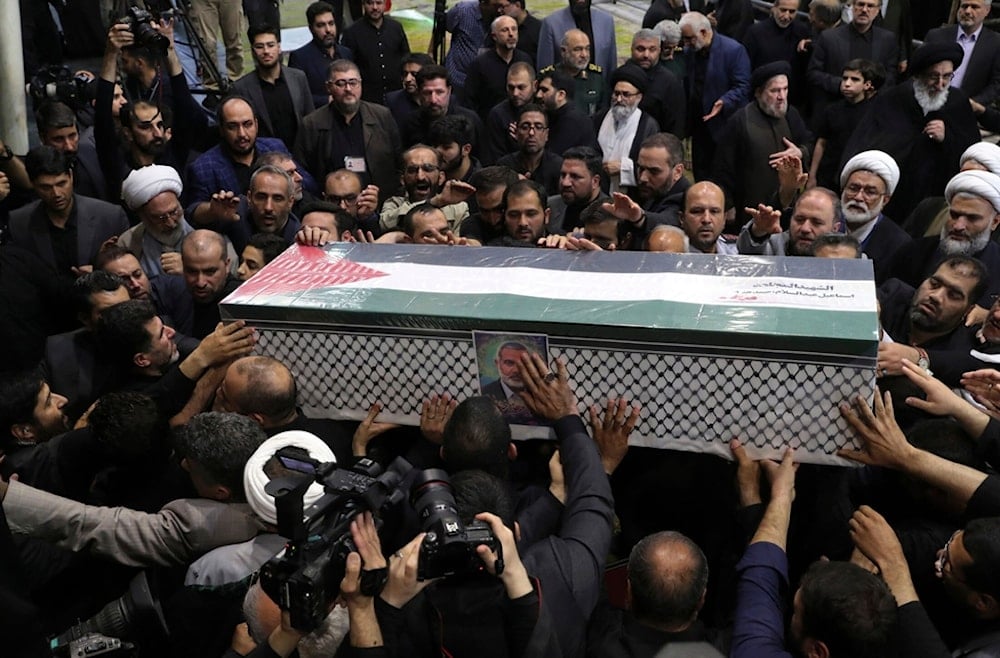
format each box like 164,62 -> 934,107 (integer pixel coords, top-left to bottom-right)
7,0 -> 1000,656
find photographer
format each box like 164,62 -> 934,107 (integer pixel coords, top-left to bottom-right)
374,354 -> 613,658
96,15 -> 209,200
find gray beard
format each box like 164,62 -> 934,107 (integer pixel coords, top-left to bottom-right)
939,223 -> 991,255
612,104 -> 636,123
914,82 -> 949,114
842,199 -> 883,227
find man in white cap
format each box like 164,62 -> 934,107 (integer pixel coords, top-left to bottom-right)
888,169 -> 1000,315
838,150 -> 911,283
118,164 -> 237,280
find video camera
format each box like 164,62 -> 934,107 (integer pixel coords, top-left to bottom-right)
49,571 -> 168,657
259,452 -> 412,631
260,454 -> 503,631
117,6 -> 171,55
27,66 -> 94,112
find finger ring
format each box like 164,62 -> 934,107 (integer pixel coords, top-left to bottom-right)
544,373 -> 557,383
393,551 -> 403,558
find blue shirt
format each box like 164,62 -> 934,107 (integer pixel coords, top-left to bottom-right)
731,542 -> 794,658
445,1 -> 488,86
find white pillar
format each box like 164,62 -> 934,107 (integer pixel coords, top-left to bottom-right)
0,0 -> 27,153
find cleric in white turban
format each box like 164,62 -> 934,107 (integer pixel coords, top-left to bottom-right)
117,165 -> 235,279
120,164 -> 183,211
960,143 -> 1000,177
840,150 -> 900,196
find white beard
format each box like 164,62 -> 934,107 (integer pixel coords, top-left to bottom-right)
914,82 -> 949,114
612,103 -> 637,122
940,223 -> 992,255
842,198 -> 883,227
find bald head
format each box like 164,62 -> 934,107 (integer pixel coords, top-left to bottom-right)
681,182 -> 726,253
214,356 -> 298,426
628,531 -> 709,631
646,225 -> 689,253
182,230 -> 231,303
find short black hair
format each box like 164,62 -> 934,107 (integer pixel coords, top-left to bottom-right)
0,367 -> 45,446
35,101 -> 77,136
940,256 -> 989,306
810,233 -> 862,257
798,561 -> 897,658
93,244 -> 138,270
640,132 -> 684,169
248,23 -> 281,43
962,518 -> 1000,601
96,299 -> 158,365
469,166 -> 521,194
561,146 -> 602,176
503,179 -> 548,212
402,52 -> 435,68
416,64 -> 451,88
174,412 -> 268,502
90,391 -> 168,464
428,114 -> 474,148
306,1 -> 336,24
516,102 -> 548,123
442,397 -> 512,478
452,469 -> 516,528
401,202 -> 445,238
246,232 -> 287,265
119,100 -> 172,131
540,69 -> 575,100
843,58 -> 886,90
25,145 -> 72,180
72,270 -> 126,318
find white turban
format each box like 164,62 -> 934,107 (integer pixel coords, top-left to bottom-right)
120,164 -> 183,210
945,169 -> 1000,214
840,150 -> 901,196
243,431 -> 336,525
961,142 -> 1000,176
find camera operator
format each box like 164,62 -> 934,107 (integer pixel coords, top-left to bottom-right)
229,511 -> 387,658
96,16 -> 210,200
374,354 -> 614,658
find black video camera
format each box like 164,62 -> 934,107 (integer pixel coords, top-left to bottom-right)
28,66 -> 93,111
118,6 -> 170,54
259,451 -> 411,632
412,469 -> 502,581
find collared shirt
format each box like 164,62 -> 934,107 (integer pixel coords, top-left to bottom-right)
341,17 -> 411,105
258,71 -> 299,148
953,25 -> 984,90
848,22 -> 875,60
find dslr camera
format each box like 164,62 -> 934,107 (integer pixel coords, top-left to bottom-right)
412,469 -> 502,581
118,6 -> 170,54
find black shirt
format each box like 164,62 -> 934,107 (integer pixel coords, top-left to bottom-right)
341,17 -> 411,105
328,108 -> 371,188
42,202 -> 79,277
497,150 -> 563,197
848,23 -> 875,61
192,276 -> 242,339
258,72 -> 299,149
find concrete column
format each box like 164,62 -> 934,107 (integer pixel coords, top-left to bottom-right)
0,0 -> 27,152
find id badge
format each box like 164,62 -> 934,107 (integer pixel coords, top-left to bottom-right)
345,156 -> 367,172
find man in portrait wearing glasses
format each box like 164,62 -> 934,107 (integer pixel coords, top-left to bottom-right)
842,42 -> 980,221
295,59 -> 402,208
379,145 -> 473,233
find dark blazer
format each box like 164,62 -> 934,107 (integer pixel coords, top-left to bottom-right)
8,195 -> 129,272
294,100 -> 402,204
643,0 -> 706,28
231,66 -> 313,139
684,33 -> 751,140
925,25 -> 1000,105
43,329 -> 114,421
808,24 -> 899,108
864,215 -> 912,285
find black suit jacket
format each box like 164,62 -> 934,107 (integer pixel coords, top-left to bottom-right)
924,25 -> 1000,105
44,329 -> 115,421
863,215 -> 912,285
8,195 -> 129,273
231,66 -> 313,140
807,24 -> 899,110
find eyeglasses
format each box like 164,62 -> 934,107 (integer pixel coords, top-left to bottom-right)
517,123 -> 548,133
404,164 -> 439,175
327,193 -> 358,204
151,206 -> 182,224
843,183 -> 885,199
935,530 -> 966,582
612,90 -> 641,99
329,78 -> 361,89
922,72 -> 955,83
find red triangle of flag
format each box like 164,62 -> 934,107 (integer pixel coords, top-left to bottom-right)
227,246 -> 389,300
